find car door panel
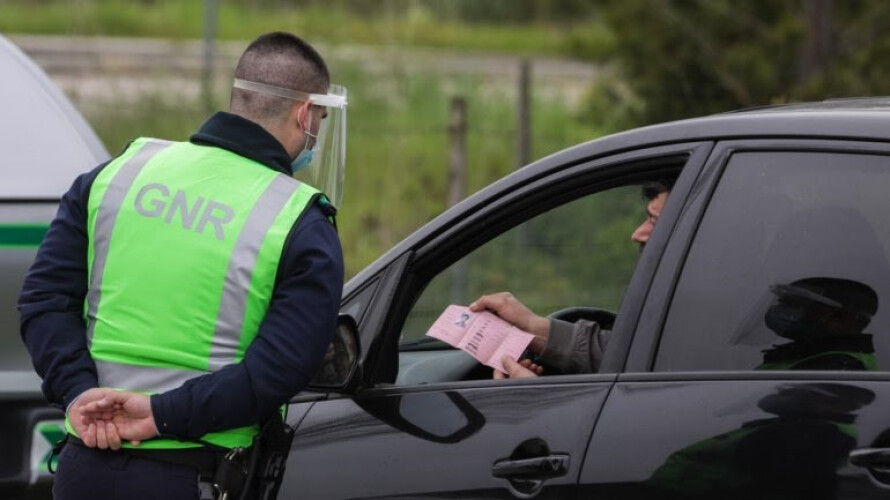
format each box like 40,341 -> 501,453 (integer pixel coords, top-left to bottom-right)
281,378 -> 614,499
580,376 -> 890,498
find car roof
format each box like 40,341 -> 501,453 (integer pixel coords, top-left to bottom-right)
345,98 -> 890,293
0,35 -> 109,199
729,96 -> 890,113
587,99 -> 890,153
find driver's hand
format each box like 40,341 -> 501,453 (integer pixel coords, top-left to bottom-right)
494,356 -> 543,379
471,292 -> 551,353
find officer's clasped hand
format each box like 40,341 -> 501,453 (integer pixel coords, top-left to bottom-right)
68,388 -> 158,450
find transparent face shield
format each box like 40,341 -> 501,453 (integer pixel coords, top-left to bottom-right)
233,79 -> 348,207
300,84 -> 347,208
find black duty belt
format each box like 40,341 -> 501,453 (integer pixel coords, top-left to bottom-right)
67,435 -> 227,478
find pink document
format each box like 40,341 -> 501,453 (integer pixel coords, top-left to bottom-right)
426,305 -> 534,373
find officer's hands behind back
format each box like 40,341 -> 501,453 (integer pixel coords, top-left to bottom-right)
70,389 -> 158,450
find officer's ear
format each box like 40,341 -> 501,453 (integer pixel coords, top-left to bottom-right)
293,100 -> 313,132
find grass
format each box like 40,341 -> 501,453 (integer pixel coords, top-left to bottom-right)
0,1 -> 600,56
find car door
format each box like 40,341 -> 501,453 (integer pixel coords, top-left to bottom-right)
279,142 -> 713,499
580,140 -> 890,499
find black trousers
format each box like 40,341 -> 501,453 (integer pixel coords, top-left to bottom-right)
53,441 -> 202,500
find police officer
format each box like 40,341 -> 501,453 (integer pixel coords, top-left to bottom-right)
19,32 -> 346,499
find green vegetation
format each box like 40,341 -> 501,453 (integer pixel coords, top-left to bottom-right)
572,1 -> 890,126
81,64 -> 608,279
0,0 -> 601,56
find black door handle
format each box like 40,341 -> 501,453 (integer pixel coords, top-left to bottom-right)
850,448 -> 890,469
492,454 -> 570,480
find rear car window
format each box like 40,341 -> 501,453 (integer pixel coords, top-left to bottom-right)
656,151 -> 890,372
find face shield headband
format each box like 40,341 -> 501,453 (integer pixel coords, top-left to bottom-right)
233,78 -> 348,207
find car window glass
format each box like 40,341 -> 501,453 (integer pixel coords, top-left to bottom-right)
397,184 -> 646,384
656,151 -> 890,372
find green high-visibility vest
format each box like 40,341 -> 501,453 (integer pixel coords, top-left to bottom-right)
71,137 -> 322,449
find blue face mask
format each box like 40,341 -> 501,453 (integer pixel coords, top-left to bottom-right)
291,147 -> 315,173
290,113 -> 319,175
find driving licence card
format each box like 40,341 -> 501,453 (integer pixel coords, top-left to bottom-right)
426,305 -> 534,373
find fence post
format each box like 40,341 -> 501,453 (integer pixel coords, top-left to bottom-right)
448,96 -> 468,208
202,0 -> 217,114
515,60 -> 532,249
449,96 -> 468,304
517,58 -> 532,170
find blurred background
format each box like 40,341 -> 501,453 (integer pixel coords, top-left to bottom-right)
3,0 -> 889,281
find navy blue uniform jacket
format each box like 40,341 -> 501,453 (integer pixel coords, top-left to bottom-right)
18,112 -> 344,440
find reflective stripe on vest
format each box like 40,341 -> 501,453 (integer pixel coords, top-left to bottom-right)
86,140 -> 173,348
79,137 -> 320,449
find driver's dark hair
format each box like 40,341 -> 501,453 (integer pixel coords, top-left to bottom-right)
230,32 -> 330,121
642,178 -> 675,201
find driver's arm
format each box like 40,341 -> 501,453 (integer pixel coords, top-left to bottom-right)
470,292 -> 610,375
536,319 -> 610,374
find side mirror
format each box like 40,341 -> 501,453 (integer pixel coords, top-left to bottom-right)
307,314 -> 361,391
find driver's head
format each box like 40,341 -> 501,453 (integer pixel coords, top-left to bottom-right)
631,180 -> 674,247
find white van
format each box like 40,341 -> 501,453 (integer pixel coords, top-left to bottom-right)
0,34 -> 108,499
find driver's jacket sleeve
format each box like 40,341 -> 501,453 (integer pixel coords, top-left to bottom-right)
537,319 -> 611,374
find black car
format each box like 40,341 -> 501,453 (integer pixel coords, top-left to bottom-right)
280,98 -> 890,499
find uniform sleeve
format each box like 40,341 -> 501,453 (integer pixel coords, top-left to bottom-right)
150,205 -> 344,439
18,166 -> 105,409
538,319 -> 611,374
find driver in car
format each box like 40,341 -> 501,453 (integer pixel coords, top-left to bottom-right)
470,180 -> 672,378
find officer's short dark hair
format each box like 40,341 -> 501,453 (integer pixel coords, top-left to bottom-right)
642,178 -> 675,201
231,32 -> 330,120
